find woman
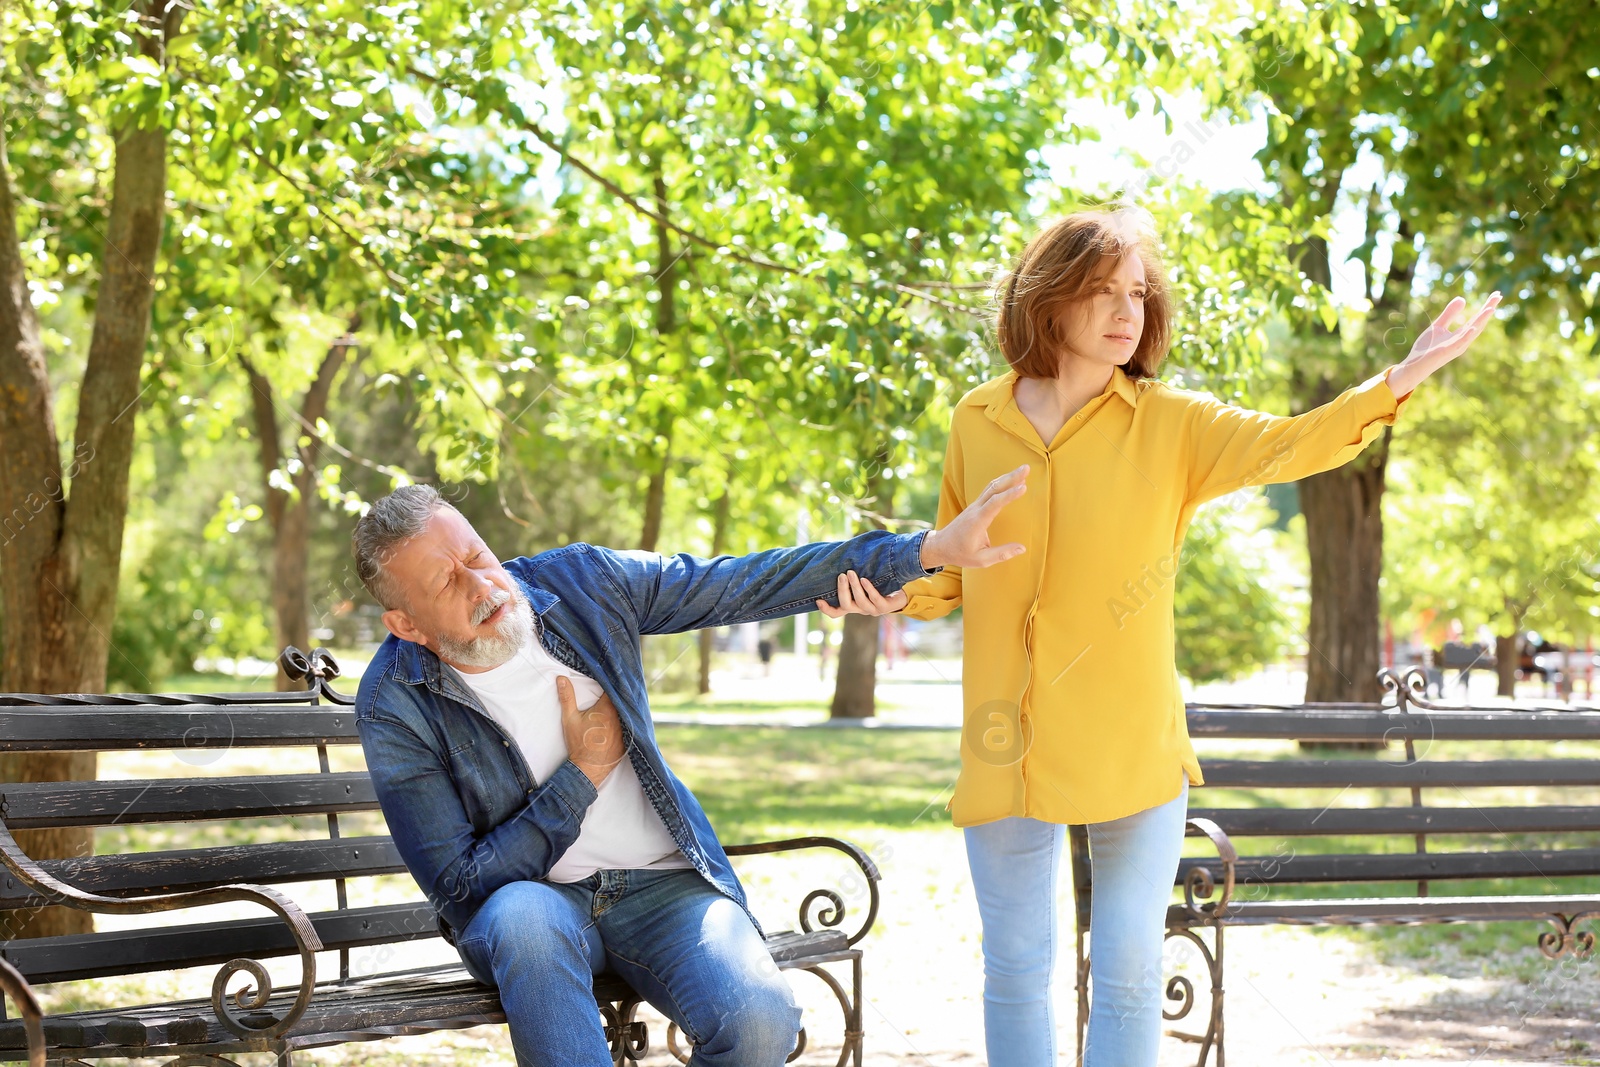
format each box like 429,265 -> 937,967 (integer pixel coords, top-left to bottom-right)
831,205 -> 1500,1066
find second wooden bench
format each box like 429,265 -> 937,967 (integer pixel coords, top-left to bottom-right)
1071,666 -> 1600,1067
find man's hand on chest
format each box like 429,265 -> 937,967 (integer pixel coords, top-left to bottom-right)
557,675 -> 626,786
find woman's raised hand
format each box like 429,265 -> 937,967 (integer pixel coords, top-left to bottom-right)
1386,291 -> 1502,399
919,464 -> 1030,570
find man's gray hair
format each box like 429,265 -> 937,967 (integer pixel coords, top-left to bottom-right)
352,484 -> 455,610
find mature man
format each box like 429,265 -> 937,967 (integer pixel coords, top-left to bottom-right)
351,472 -> 1027,1067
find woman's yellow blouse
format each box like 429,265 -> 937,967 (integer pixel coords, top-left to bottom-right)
900,364 -> 1413,827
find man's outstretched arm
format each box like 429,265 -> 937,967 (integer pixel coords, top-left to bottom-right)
589,465 -> 1030,637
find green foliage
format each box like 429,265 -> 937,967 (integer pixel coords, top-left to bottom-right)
107,432 -> 278,688
422,0 -> 1352,544
106,559 -> 211,693
4,0 -> 1430,680
1243,0 -> 1600,343
108,529 -> 273,691
1383,323 -> 1600,640
1175,493 -> 1301,684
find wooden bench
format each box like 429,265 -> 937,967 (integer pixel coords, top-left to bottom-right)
0,647 -> 877,1066
1440,639 -> 1496,692
1070,666 -> 1600,1067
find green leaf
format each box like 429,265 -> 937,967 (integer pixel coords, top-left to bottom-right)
1318,302 -> 1339,333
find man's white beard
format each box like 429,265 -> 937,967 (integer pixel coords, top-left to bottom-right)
436,585 -> 534,669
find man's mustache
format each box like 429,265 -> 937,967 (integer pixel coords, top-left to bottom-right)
472,587 -> 512,624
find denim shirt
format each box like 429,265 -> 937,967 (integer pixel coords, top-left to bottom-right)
355,529 -> 937,941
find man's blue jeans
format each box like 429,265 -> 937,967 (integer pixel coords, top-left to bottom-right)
964,779 -> 1189,1067
457,869 -> 801,1067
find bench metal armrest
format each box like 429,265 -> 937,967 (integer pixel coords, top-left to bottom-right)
0,817 -> 323,1040
0,957 -> 43,1067
1182,817 -> 1237,921
724,836 -> 881,947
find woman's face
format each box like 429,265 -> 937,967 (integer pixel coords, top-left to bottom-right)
1059,252 -> 1147,369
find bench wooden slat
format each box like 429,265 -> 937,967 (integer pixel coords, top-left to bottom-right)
1196,758 -> 1600,789
0,691 -> 328,708
0,901 -> 441,985
0,966 -> 501,1052
0,927 -> 857,1054
1189,709 -> 1600,743
1188,804 -> 1600,837
1170,893 -> 1600,928
1177,847 -> 1600,886
0,772 -> 378,830
0,895 -> 861,989
0,837 -> 407,909
0,709 -> 360,752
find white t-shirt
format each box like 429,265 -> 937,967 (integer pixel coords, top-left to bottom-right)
455,634 -> 693,883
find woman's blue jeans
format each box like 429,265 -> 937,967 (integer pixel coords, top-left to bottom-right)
456,868 -> 801,1067
964,779 -> 1189,1067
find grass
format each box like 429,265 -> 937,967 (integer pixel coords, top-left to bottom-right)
656,725 -> 960,839
649,693 -> 834,715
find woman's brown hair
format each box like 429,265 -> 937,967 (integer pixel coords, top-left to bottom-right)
995,206 -> 1172,380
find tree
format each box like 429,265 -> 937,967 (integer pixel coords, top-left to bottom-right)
0,0 -> 186,937
0,0 -> 549,935
240,326 -> 357,685
1237,0 -> 1600,700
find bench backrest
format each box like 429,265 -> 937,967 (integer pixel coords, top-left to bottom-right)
1071,667 -> 1600,922
0,649 -> 434,990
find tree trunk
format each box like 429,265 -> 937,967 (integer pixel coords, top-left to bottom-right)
1300,448 -> 1389,704
0,0 -> 183,938
1496,632 -> 1519,698
697,489 -> 732,695
242,328 -> 354,689
638,425 -> 672,554
0,87 -> 99,948
830,613 -> 882,718
638,169 -> 677,555
830,446 -> 891,719
1293,206 -> 1414,713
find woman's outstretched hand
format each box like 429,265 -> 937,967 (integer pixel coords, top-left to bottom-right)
1386,291 -> 1502,399
816,465 -> 1030,618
